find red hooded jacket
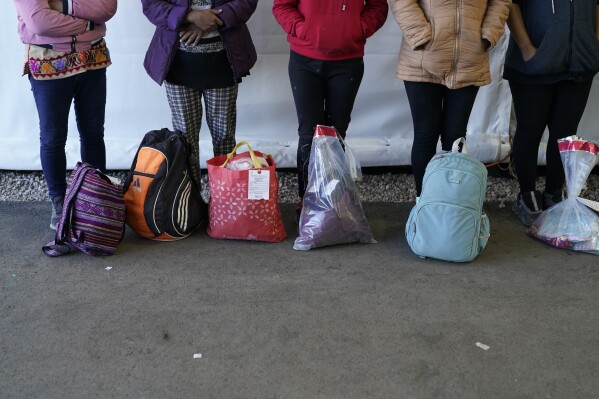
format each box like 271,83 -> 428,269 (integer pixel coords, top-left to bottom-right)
272,0 -> 388,61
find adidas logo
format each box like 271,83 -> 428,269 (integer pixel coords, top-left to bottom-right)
132,177 -> 142,192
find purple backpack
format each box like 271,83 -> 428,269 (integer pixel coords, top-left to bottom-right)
43,162 -> 126,257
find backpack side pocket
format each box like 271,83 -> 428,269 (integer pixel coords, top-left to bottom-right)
478,212 -> 490,255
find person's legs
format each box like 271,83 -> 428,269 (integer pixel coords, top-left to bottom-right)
439,85 -> 479,151
165,82 -> 203,187
288,51 -> 327,199
544,79 -> 594,201
30,74 -> 76,229
203,83 -> 238,156
323,57 -> 364,139
509,81 -> 555,224
30,75 -> 76,199
404,81 -> 444,196
509,81 -> 554,192
73,68 -> 107,172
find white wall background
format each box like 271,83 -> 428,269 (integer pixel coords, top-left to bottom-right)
1,1 -> 597,170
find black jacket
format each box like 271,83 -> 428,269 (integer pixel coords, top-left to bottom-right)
504,0 -> 599,84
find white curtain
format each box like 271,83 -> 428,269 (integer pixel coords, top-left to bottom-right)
0,1 -> 597,170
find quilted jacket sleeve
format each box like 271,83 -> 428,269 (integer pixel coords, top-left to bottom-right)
218,0 -> 258,31
361,0 -> 388,39
272,0 -> 304,38
14,0 -> 88,37
66,0 -> 117,24
481,0 -> 511,50
390,0 -> 432,50
141,0 -> 188,31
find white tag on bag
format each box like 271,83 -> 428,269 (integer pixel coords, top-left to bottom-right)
248,169 -> 270,200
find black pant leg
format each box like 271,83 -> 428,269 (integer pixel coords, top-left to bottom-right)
544,79 -> 594,193
288,51 -> 327,198
509,81 -> 554,193
404,81 -> 444,195
439,85 -> 479,151
323,57 -> 364,139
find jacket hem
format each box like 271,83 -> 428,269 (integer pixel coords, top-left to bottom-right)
395,73 -> 490,90
503,67 -> 598,85
289,45 -> 364,61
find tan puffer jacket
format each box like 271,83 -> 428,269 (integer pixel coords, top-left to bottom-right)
391,0 -> 511,89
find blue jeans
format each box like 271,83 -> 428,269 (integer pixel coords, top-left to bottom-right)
288,51 -> 364,198
29,68 -> 107,199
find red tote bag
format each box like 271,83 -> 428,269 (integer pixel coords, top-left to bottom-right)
206,142 -> 286,242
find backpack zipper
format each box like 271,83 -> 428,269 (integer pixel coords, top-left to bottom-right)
132,171 -> 156,178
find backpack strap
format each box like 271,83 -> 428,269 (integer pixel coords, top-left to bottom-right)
179,130 -> 202,194
122,133 -> 149,191
42,163 -> 93,257
42,240 -> 74,256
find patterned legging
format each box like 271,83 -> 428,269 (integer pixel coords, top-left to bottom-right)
165,82 -> 238,186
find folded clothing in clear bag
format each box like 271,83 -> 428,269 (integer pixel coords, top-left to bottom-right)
293,125 -> 375,251
529,136 -> 599,254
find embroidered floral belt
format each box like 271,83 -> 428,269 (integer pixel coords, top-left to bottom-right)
25,40 -> 111,80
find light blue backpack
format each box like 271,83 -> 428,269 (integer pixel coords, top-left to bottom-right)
405,139 -> 490,262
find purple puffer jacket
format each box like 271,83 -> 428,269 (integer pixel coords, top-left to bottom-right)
141,0 -> 258,85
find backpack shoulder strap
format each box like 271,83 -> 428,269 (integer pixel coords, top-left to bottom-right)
42,163 -> 92,257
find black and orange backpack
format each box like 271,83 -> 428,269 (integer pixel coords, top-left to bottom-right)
123,129 -> 205,241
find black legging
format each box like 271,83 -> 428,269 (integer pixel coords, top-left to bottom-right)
404,81 -> 480,195
288,51 -> 364,198
510,79 -> 594,194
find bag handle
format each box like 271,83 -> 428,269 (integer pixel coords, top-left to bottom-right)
42,163 -> 96,257
578,197 -> 599,212
336,133 -> 363,182
451,137 -> 468,154
42,162 -> 114,257
57,163 -> 96,241
220,141 -> 262,169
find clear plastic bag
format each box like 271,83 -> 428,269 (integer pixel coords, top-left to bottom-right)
293,125 -> 375,251
224,155 -> 269,171
529,136 -> 599,254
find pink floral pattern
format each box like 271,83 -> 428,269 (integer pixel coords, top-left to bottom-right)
206,158 -> 286,242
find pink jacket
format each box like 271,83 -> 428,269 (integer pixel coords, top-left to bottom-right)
14,0 -> 117,52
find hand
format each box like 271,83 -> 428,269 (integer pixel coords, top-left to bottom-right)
179,24 -> 204,46
186,9 -> 223,32
414,40 -> 430,51
482,38 -> 491,51
521,45 -> 537,62
48,0 -> 63,12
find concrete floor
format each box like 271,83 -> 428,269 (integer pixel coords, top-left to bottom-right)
0,202 -> 598,398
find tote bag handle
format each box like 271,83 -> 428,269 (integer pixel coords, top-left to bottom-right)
220,141 -> 263,169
